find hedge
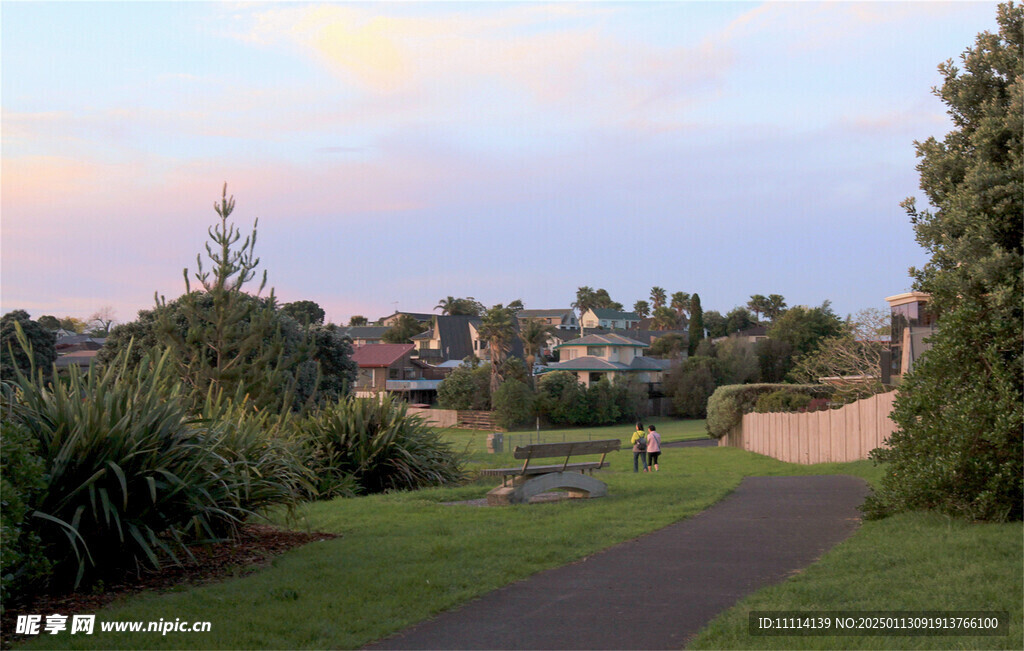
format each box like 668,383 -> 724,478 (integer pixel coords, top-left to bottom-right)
705,383 -> 835,439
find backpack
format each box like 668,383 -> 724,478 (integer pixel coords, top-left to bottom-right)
635,434 -> 647,452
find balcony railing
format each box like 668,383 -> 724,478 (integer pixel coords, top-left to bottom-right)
386,379 -> 443,391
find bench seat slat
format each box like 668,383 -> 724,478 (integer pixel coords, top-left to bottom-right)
478,461 -> 609,477
512,439 -> 621,460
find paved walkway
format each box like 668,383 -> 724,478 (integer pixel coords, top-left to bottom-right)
368,473 -> 869,650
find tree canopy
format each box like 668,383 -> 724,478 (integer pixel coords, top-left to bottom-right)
866,3 -> 1022,522
1,311 -> 57,381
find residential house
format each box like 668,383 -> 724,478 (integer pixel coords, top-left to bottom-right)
411,315 -> 479,364
344,326 -> 390,348
580,308 -> 641,330
712,324 -> 768,345
884,292 -> 937,382
350,343 -> 441,404
540,333 -> 671,389
377,311 -> 434,327
516,309 -> 578,331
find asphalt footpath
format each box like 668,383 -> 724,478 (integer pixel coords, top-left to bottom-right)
367,468 -> 869,650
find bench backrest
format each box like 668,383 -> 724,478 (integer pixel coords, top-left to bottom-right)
513,439 -> 621,460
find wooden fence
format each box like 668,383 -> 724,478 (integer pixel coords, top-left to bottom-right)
718,391 -> 898,464
406,408 -> 502,431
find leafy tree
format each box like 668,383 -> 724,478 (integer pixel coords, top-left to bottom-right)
382,314 -> 429,343
703,310 -> 728,339
593,289 -> 623,311
767,302 -> 844,359
536,371 -> 589,426
866,3 -> 1022,522
435,296 -> 483,316
518,318 -> 556,384
633,300 -> 651,319
764,294 -> 788,321
725,307 -> 755,335
790,334 -> 886,402
59,317 -> 87,334
348,315 -> 368,326
747,295 -> 769,321
281,300 -> 325,325
37,315 -> 61,331
649,286 -> 667,310
299,323 -> 357,404
436,363 -> 491,410
1,311 -> 57,381
493,379 -> 535,429
651,306 -> 679,331
688,294 -> 705,355
665,356 -> 726,418
716,335 -> 759,385
155,185 -> 310,411
670,292 -> 691,319
648,333 -> 687,359
754,338 -> 794,383
477,304 -> 518,395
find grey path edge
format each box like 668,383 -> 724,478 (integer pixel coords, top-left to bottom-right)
367,474 -> 869,650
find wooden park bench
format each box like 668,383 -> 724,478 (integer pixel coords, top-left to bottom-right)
479,439 -> 621,506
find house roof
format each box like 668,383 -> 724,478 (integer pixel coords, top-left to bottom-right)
343,326 -> 390,339
517,309 -> 573,319
433,315 -> 481,361
54,349 -> 100,368
589,308 -> 640,321
539,355 -> 671,373
736,325 -> 768,337
350,343 -> 415,367
555,333 -> 648,349
377,311 -> 434,323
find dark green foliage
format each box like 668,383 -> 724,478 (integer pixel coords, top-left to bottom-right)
724,307 -> 755,335
296,323 -> 357,406
381,314 -> 429,343
1,311 -> 56,381
665,356 -> 725,418
3,346 -> 310,589
648,333 -> 686,359
702,310 -> 727,339
536,371 -> 589,425
755,338 -> 794,382
436,364 -> 491,410
705,383 -> 835,439
281,300 -> 325,325
37,315 -> 61,331
477,304 -> 518,395
1,419 -> 52,607
688,294 -> 705,355
296,395 -> 466,496
492,379 -> 535,430
864,3 -> 1022,523
767,302 -> 844,358
754,389 -> 812,413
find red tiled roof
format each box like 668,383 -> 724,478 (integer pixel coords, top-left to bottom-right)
350,343 -> 415,367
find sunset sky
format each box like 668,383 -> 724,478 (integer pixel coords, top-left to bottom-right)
1,1 -> 1002,327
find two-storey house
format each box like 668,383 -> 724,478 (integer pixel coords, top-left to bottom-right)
539,333 -> 671,388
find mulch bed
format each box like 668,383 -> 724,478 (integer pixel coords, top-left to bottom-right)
1,524 -> 338,648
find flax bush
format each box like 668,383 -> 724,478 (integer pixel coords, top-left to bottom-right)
295,394 -> 467,497
2,334 -> 310,589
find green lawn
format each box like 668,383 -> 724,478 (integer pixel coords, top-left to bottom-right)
17,419 -> 1021,650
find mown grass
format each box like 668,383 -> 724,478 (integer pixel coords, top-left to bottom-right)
688,512 -> 1023,649
17,420 -> 1020,650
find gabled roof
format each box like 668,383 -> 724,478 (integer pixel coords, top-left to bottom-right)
539,355 -> 671,373
344,326 -> 390,339
736,325 -> 768,337
589,308 -> 640,321
555,333 -> 647,349
350,343 -> 415,367
433,315 -> 481,361
517,309 -> 573,319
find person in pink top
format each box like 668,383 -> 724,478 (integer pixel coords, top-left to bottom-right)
646,424 -> 662,471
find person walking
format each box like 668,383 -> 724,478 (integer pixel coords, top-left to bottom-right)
646,424 -> 662,471
631,422 -> 648,473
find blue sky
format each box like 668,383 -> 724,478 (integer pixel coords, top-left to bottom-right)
1,1 -> 1002,326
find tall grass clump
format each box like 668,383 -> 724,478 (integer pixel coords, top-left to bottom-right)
2,332 -> 309,591
296,394 -> 467,497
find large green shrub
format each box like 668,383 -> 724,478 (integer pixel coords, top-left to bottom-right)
3,344 -> 309,588
0,419 -> 52,607
705,383 -> 834,439
754,390 -> 812,413
492,379 -> 535,430
296,394 -> 467,496
436,363 -> 491,410
535,371 -> 589,426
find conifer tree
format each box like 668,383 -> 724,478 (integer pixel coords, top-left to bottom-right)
688,294 -> 704,356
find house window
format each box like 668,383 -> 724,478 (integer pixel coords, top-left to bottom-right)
587,346 -> 605,356
389,368 -> 399,379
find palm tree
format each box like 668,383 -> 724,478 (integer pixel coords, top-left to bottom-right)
436,296 -> 480,316
650,286 -> 667,310
633,300 -> 651,319
518,318 -> 556,387
747,294 -> 769,322
571,286 -> 596,333
477,304 -> 517,395
765,294 -> 788,321
670,291 -> 690,319
651,306 -> 678,331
